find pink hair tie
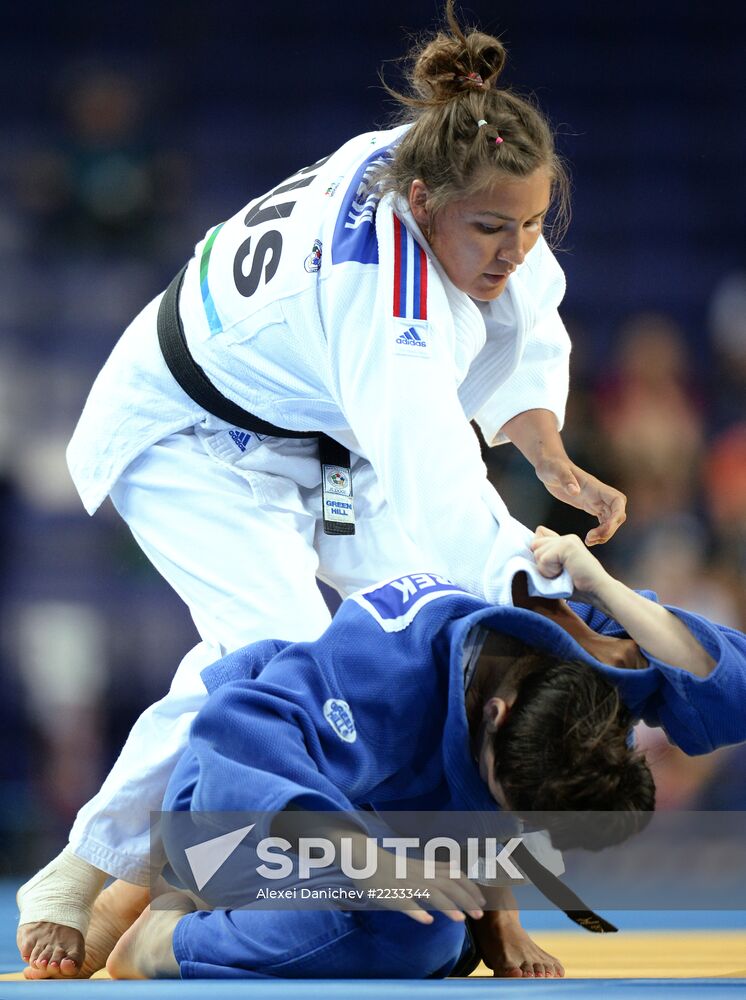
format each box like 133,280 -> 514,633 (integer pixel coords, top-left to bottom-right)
477,119 -> 504,145
457,72 -> 485,89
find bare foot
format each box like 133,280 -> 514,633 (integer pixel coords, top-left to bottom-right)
16,846 -> 107,977
22,881 -> 152,980
106,890 -> 195,980
19,922 -> 84,979
471,912 -> 565,978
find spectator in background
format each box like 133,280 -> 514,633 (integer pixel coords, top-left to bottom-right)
623,516 -> 742,630
703,271 -> 746,577
707,271 -> 746,435
2,59 -> 195,875
703,424 -> 746,579
595,311 -> 704,529
16,64 -> 187,256
632,724 -> 727,811
585,288 -> 746,817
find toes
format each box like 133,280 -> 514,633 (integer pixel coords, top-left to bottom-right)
545,956 -> 565,978
19,923 -> 86,977
60,956 -> 79,976
499,966 -> 523,978
27,941 -> 57,974
23,965 -> 48,980
47,944 -> 71,974
37,943 -> 54,967
50,945 -> 67,965
24,959 -> 51,980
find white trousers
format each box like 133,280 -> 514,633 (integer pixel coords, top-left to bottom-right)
69,427 -> 424,883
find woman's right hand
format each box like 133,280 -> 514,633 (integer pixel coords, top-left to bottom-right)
529,526 -> 612,606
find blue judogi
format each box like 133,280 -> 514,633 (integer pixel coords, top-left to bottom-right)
164,573 -> 746,978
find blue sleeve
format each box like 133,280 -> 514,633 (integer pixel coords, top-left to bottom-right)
651,607 -> 746,754
184,678 -> 358,820
200,638 -> 294,692
569,595 -> 746,755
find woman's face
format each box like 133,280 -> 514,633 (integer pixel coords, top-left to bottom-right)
409,167 -> 552,301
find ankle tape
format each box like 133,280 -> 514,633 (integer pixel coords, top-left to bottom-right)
17,846 -> 107,936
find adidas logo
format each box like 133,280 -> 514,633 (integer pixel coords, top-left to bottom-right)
395,326 -> 427,348
229,430 -> 252,452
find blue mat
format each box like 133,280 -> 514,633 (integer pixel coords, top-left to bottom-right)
3,882 -> 745,996
1,980 -> 745,998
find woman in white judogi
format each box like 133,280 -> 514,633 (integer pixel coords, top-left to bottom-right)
19,2 -> 626,975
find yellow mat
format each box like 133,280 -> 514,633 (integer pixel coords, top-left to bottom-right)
2,932 -> 745,980
468,931 -> 746,979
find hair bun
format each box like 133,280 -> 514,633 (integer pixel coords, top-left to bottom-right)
410,8 -> 507,103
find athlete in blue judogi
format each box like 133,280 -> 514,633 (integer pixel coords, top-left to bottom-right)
91,528 -> 746,981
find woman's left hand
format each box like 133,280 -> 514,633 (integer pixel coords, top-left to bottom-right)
533,457 -> 627,545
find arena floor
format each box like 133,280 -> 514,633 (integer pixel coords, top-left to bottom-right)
2,885 -> 744,996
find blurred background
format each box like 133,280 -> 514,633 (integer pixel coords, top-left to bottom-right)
0,1 -> 744,874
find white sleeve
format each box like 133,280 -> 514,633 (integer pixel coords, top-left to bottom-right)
475,307 -> 571,447
323,259 -> 571,606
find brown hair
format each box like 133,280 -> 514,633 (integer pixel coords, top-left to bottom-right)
491,655 -> 655,849
379,1 -> 571,244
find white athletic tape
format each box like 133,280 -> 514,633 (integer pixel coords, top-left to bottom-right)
17,845 -> 107,936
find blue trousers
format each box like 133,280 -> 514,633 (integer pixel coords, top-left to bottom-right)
173,907 -> 471,979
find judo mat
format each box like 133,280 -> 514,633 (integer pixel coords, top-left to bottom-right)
1,883 -> 744,997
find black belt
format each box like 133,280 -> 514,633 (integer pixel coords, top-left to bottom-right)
157,265 -> 355,535
510,840 -> 617,934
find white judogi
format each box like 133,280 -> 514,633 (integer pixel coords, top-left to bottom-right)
67,125 -> 573,881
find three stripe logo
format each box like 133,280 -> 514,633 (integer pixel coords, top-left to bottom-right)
395,326 -> 428,349
229,429 -> 252,452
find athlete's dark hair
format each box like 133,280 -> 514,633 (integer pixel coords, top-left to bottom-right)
474,644 -> 655,850
377,0 -> 570,244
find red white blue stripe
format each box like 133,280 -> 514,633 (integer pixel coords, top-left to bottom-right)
393,215 -> 428,320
